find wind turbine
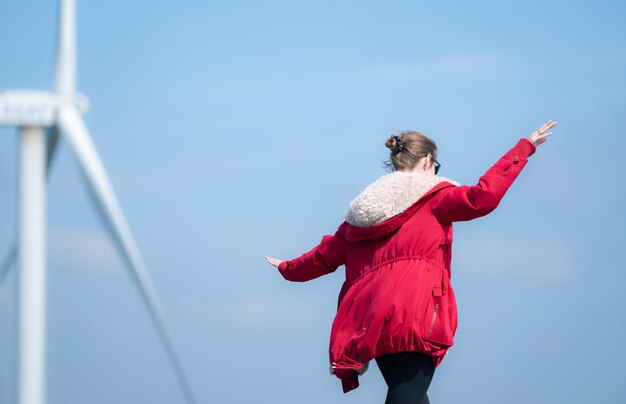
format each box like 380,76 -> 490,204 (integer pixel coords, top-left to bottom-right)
0,1 -> 197,403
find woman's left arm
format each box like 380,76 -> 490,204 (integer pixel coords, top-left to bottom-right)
268,230 -> 348,282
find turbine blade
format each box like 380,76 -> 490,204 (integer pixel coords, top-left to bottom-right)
57,106 -> 196,404
0,245 -> 17,283
1,126 -> 61,284
47,125 -> 60,168
54,0 -> 76,95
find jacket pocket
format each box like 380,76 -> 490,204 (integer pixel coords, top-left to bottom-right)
420,281 -> 454,348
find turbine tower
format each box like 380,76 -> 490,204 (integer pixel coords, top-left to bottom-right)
0,1 -> 196,403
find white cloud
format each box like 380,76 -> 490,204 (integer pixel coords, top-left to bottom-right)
48,226 -> 123,275
176,292 -> 320,331
196,51 -> 507,99
344,52 -> 503,85
455,236 -> 578,283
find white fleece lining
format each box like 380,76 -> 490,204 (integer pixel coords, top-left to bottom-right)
345,171 -> 460,227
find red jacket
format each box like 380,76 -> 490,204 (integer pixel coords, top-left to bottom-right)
278,137 -> 537,393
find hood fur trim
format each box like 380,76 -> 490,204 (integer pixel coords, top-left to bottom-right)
345,171 -> 460,227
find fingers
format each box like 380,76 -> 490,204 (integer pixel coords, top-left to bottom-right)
540,119 -> 558,132
536,131 -> 553,146
541,131 -> 553,142
264,256 -> 282,267
528,120 -> 557,148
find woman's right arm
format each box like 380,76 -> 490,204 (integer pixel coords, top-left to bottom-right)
274,230 -> 348,282
431,120 -> 557,223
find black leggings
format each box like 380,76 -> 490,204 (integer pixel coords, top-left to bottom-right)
374,351 -> 436,404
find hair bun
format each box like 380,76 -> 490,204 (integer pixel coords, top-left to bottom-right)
385,135 -> 405,153
385,136 -> 398,151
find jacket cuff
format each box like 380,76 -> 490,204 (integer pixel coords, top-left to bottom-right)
277,261 -> 290,279
516,137 -> 537,158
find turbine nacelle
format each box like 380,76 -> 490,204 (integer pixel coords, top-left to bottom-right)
0,90 -> 89,127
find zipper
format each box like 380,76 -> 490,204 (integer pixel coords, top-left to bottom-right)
427,303 -> 439,336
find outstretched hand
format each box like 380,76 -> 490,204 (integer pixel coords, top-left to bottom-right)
527,119 -> 558,147
265,256 -> 284,268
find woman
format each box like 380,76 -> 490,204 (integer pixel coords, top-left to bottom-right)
265,119 -> 558,404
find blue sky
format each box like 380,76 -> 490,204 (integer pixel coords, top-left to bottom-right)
1,1 -> 625,403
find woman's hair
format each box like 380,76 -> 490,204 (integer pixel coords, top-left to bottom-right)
382,130 -> 438,172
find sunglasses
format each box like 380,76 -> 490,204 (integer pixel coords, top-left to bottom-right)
425,154 -> 441,174
433,158 -> 441,175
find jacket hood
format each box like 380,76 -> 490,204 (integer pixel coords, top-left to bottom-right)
338,171 -> 460,242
